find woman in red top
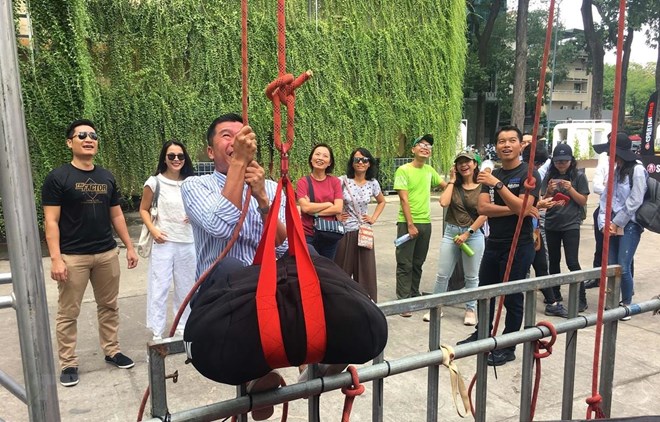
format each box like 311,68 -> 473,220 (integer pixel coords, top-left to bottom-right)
296,143 -> 344,259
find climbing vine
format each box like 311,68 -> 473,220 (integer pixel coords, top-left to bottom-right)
7,0 -> 466,236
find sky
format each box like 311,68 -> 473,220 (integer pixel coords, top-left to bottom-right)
529,0 -> 658,65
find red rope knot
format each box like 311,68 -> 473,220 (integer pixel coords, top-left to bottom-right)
586,394 -> 602,406
534,321 -> 557,359
265,70 -> 313,157
524,175 -> 537,192
341,366 -> 364,422
341,365 -> 365,397
586,393 -> 606,419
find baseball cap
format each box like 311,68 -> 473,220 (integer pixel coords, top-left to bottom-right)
412,134 -> 434,148
454,151 -> 476,162
552,143 -> 573,162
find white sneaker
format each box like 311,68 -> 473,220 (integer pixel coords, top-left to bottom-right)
422,309 -> 443,322
464,309 -> 477,326
152,334 -> 162,341
175,329 -> 184,337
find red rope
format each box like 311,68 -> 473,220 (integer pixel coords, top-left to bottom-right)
265,0 -> 312,174
587,0 -> 627,419
241,0 -> 249,125
467,0 -> 556,414
341,366 -> 366,422
530,321 -> 557,420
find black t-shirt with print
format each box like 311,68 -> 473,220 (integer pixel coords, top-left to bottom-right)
41,164 -> 121,254
480,162 -> 541,244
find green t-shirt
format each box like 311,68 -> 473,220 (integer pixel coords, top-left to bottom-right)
393,163 -> 442,223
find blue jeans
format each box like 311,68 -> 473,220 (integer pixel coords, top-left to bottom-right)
607,221 -> 642,305
432,224 -> 485,310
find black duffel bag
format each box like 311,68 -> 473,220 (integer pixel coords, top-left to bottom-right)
184,179 -> 387,385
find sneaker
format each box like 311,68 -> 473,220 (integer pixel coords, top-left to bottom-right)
422,309 -> 443,322
579,301 -> 588,313
463,309 -> 477,326
246,370 -> 282,421
175,329 -> 184,337
457,331 -> 479,345
487,349 -> 516,366
59,367 -> 79,387
584,279 -> 600,289
619,302 -> 632,321
544,303 -> 569,318
105,352 -> 135,369
400,312 -> 413,318
152,334 -> 162,341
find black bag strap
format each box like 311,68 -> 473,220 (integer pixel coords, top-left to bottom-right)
306,175 -> 315,202
458,184 -> 478,223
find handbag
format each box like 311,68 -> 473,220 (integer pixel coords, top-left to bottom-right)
184,178 -> 387,385
306,175 -> 345,243
137,177 -> 160,258
342,177 -> 374,249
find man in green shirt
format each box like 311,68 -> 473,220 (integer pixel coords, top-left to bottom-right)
394,134 -> 446,314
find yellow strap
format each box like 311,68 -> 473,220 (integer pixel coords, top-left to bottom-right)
441,345 -> 472,418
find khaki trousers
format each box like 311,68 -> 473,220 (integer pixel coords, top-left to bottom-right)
57,248 -> 121,369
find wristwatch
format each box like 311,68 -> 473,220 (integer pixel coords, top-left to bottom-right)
494,181 -> 504,190
468,228 -> 475,235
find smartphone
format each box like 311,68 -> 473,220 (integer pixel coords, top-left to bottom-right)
552,192 -> 570,203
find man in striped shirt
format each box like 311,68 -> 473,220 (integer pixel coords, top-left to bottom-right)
181,113 -> 287,279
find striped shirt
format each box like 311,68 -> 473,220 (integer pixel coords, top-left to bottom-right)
181,171 -> 287,278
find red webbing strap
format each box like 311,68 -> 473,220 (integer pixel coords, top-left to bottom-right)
587,0 -> 626,419
254,177 -> 326,367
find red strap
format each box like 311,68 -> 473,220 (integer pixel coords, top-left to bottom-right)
255,177 -> 326,368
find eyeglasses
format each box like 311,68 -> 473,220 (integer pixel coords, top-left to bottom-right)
353,157 -> 370,164
167,153 -> 185,161
72,131 -> 98,141
417,143 -> 433,150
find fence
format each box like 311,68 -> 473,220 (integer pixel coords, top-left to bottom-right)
143,266 -> 660,422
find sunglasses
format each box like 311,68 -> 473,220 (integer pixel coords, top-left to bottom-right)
167,153 -> 185,161
417,142 -> 433,150
72,131 -> 98,141
353,157 -> 370,164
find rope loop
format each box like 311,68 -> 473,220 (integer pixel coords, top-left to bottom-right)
586,394 -> 602,406
533,321 -> 557,359
523,175 -> 537,192
341,365 -> 365,398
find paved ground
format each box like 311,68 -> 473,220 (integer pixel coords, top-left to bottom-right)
1,167 -> 660,421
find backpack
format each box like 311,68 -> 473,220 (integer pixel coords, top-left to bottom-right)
634,176 -> 660,233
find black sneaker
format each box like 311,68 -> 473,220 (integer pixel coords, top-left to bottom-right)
60,367 -> 79,387
579,301 -> 588,312
457,331 -> 479,345
105,352 -> 135,369
584,279 -> 600,289
544,303 -> 569,318
487,349 -> 516,366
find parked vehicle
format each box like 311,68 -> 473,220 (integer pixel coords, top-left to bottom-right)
552,120 -> 612,159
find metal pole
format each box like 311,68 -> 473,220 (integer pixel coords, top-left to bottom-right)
0,272 -> 11,285
561,282 -> 580,420
599,273 -> 621,417
0,368 -> 27,404
371,353 -> 384,422
425,307 -> 441,422
519,291 -> 536,420
0,1 -> 61,420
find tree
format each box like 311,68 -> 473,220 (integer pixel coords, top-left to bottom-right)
603,62 -> 656,124
465,0 -> 505,149
511,0 -> 530,129
582,0 -> 605,119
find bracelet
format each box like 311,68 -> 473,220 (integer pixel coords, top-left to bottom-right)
313,212 -> 319,218
258,205 -> 270,215
447,182 -> 454,185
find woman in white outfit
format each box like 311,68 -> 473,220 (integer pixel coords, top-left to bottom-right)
139,140 -> 196,340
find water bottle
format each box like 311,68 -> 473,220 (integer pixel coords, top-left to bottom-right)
454,235 -> 475,257
394,233 -> 412,247
480,159 -> 495,173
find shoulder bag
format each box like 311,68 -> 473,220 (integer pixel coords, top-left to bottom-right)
137,177 -> 160,258
306,175 -> 345,243
342,177 -> 374,249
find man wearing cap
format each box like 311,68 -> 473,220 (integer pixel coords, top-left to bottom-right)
457,125 -> 541,366
393,134 -> 446,314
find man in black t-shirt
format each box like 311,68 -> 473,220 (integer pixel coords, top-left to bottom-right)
41,119 -> 138,387
458,125 -> 541,367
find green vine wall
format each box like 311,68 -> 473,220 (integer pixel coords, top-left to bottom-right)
7,0 -> 467,237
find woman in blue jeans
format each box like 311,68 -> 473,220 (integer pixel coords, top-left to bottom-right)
595,132 -> 647,318
424,151 -> 487,326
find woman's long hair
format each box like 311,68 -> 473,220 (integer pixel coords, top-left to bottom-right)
616,158 -> 637,183
346,147 -> 378,180
545,157 -> 578,183
154,140 -> 195,178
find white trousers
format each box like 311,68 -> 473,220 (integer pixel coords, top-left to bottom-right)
146,241 -> 196,337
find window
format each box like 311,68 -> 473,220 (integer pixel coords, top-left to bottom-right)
574,83 -> 584,92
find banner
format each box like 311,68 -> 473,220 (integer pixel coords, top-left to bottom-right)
641,90 -> 658,155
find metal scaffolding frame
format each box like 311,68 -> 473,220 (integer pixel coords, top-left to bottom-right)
143,266 -> 660,422
0,1 -> 61,420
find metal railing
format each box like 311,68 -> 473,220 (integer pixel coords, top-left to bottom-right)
143,266 -> 660,422
0,1 -> 61,420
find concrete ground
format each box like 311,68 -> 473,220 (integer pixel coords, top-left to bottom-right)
1,167 -> 660,421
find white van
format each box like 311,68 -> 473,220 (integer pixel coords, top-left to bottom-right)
552,121 -> 612,159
